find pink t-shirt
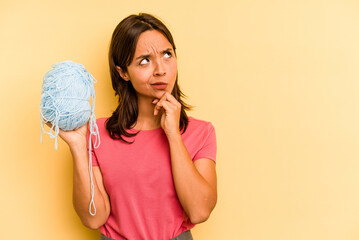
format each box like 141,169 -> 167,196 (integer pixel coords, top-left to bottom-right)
90,116 -> 217,240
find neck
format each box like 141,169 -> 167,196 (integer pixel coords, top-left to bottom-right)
131,96 -> 163,130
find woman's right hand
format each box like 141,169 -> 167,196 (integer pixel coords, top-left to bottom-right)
46,122 -> 88,147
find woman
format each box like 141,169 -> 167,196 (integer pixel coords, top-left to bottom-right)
58,13 -> 217,240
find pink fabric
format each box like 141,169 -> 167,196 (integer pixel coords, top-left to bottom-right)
89,116 -> 216,240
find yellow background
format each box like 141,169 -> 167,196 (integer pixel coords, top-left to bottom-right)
1,0 -> 359,239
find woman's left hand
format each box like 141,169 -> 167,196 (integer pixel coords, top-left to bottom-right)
152,92 -> 181,136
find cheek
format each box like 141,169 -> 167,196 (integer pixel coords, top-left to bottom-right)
131,69 -> 152,83
168,61 -> 178,76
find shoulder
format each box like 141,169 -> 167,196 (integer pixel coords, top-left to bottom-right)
184,116 -> 217,161
184,116 -> 215,137
92,117 -> 110,135
188,116 -> 215,130
96,117 -> 109,123
94,117 -> 109,128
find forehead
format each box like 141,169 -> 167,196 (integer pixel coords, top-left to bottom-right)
134,30 -> 173,54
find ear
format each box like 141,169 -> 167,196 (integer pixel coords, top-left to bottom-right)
115,66 -> 130,81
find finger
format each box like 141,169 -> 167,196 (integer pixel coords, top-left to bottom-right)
153,94 -> 166,115
155,99 -> 174,110
161,101 -> 172,114
162,100 -> 179,113
154,102 -> 163,116
160,101 -> 178,116
154,104 -> 166,116
160,91 -> 171,101
152,92 -> 167,113
163,92 -> 181,107
155,92 -> 172,108
154,99 -> 175,115
45,122 -> 54,129
154,91 -> 176,115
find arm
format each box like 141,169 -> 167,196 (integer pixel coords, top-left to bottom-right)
152,92 -> 217,224
70,141 -> 111,229
166,133 -> 217,224
52,123 -> 111,229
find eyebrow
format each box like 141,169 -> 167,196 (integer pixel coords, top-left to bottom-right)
135,48 -> 173,60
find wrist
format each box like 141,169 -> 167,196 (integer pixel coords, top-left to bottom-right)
69,139 -> 87,155
166,131 -> 182,141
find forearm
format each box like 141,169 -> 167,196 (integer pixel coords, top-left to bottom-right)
167,133 -> 216,224
70,143 -> 109,229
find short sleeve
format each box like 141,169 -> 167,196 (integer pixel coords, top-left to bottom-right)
90,146 -> 99,167
193,122 -> 217,163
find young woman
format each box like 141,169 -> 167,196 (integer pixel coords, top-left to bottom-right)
57,13 -> 217,240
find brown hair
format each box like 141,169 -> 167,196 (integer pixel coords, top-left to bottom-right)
106,13 -> 193,143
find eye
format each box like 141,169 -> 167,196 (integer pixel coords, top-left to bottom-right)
139,58 -> 149,65
164,51 -> 172,58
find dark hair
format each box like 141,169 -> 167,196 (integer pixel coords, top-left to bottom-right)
106,13 -> 193,143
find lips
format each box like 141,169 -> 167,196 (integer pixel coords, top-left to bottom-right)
152,82 -> 167,85
152,82 -> 167,90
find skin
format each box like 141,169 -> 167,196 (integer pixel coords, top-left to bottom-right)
116,29 -> 178,133
49,30 -> 217,228
117,30 -> 217,223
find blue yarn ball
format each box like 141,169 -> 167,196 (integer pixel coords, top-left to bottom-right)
40,60 -> 100,215
40,60 -> 95,131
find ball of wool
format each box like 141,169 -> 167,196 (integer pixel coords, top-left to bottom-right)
40,60 -> 100,216
40,60 -> 93,131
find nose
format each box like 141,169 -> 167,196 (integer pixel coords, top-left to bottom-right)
153,59 -> 166,77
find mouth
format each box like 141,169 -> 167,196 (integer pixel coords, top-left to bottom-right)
151,83 -> 168,90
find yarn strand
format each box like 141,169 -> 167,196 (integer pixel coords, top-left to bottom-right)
87,76 -> 101,216
40,61 -> 100,216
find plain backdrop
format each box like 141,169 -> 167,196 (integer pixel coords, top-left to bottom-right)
1,0 -> 359,239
